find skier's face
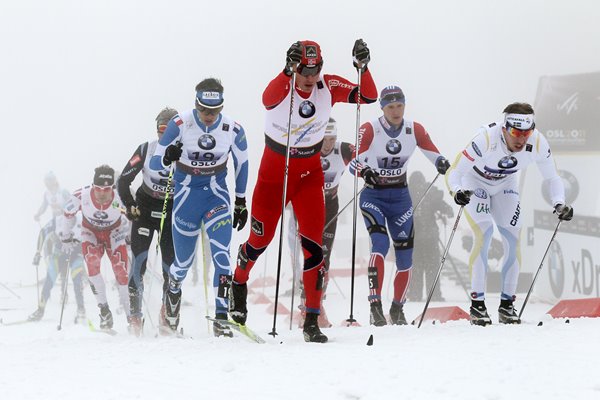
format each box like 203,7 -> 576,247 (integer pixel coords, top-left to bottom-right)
196,106 -> 222,127
295,72 -> 319,92
92,185 -> 113,205
382,102 -> 405,127
321,136 -> 336,155
502,126 -> 532,152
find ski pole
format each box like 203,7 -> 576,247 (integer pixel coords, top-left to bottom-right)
156,164 -> 175,254
201,223 -> 211,334
346,67 -> 363,325
518,220 -> 562,320
57,240 -> 78,331
0,281 -> 21,299
323,187 -> 366,231
270,70 -> 297,338
289,214 -> 299,331
412,173 -> 440,213
417,204 -> 466,328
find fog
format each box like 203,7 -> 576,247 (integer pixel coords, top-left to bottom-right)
2,0 -> 599,282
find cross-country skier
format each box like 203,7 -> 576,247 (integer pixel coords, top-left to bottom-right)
60,165 -> 131,330
150,78 -> 249,337
229,39 -> 377,343
29,173 -> 86,322
350,85 -> 450,326
117,107 -> 178,336
446,102 -> 573,325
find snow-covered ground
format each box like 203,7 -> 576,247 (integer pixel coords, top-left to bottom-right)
2,259 -> 599,400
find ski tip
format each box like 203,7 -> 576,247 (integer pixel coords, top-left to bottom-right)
366,334 -> 374,346
565,319 -> 570,324
537,321 -> 543,326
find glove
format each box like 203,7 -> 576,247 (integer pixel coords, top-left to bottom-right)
352,38 -> 370,70
554,204 -> 574,221
284,41 -> 303,76
362,166 -> 379,187
435,156 -> 451,175
453,190 -> 472,206
125,203 -> 141,221
32,252 -> 41,266
163,142 -> 183,166
59,232 -> 77,253
232,197 -> 248,231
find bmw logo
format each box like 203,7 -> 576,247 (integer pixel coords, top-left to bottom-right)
498,156 -> 518,169
158,169 -> 170,178
198,134 -> 216,150
298,100 -> 316,118
93,211 -> 108,220
386,139 -> 402,155
321,158 -> 330,171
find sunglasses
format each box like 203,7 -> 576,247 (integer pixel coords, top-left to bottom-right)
506,124 -> 534,138
93,184 -> 113,193
297,63 -> 322,77
196,104 -> 223,115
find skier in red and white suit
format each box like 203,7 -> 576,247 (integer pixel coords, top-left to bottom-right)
61,165 -> 130,330
230,39 -> 377,342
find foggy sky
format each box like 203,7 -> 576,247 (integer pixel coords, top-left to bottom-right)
2,0 -> 599,281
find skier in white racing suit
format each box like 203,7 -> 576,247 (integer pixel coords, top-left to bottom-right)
61,165 -> 131,330
446,102 -> 573,325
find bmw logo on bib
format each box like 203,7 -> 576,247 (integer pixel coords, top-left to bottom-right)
386,139 -> 402,155
321,158 -> 330,171
93,210 -> 108,220
498,156 -> 518,169
298,100 -> 316,118
199,134 -> 216,150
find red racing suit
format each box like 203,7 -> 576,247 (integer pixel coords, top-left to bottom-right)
233,69 -> 377,313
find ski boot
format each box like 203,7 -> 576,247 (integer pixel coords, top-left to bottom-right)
74,307 -> 86,324
303,312 -> 328,343
498,299 -> 521,324
99,303 -> 114,329
229,282 -> 248,325
28,307 -> 45,322
128,315 -> 144,337
369,300 -> 387,327
389,302 -> 408,325
163,289 -> 181,332
213,313 -> 233,338
470,300 -> 492,326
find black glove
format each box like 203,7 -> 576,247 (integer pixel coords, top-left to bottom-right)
362,166 -> 379,187
554,204 -> 574,221
453,190 -> 472,206
284,41 -> 303,76
163,142 -> 183,166
125,203 -> 141,221
352,39 -> 370,70
232,197 -> 248,231
435,156 -> 451,175
32,252 -> 41,266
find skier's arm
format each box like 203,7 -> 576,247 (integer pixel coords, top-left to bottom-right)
150,118 -> 181,171
231,123 -> 249,198
535,133 -> 565,206
348,122 -> 374,175
446,130 -> 489,194
262,72 -> 292,110
325,70 -> 377,105
118,143 -> 146,208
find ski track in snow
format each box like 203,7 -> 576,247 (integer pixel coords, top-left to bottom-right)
2,282 -> 600,400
